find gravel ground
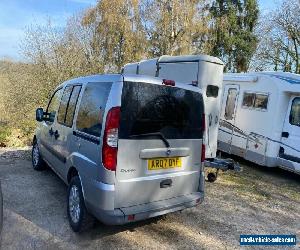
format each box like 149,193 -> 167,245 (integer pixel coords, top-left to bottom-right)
0,148 -> 299,249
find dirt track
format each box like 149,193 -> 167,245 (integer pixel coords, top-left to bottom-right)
0,148 -> 299,249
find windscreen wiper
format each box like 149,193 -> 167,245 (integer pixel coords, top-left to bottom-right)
129,132 -> 170,148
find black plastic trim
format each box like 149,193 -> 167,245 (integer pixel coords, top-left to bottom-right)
73,131 -> 100,145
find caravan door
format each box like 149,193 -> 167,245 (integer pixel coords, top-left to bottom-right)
280,96 -> 300,173
218,85 -> 239,154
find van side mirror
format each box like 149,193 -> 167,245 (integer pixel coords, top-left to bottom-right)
36,108 -> 44,122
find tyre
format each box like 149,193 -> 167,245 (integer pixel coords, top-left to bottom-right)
207,172 -> 217,183
32,140 -> 46,171
67,176 -> 94,232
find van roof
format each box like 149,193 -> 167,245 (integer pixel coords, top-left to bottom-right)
56,73 -> 202,94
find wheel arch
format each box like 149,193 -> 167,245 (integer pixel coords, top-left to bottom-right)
67,166 -> 86,201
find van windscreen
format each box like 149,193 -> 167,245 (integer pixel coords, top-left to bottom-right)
119,81 -> 204,139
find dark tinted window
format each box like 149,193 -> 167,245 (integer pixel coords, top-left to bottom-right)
206,85 -> 219,98
224,88 -> 237,120
254,94 -> 268,110
76,82 -> 112,137
119,82 -> 204,139
46,88 -> 63,123
57,86 -> 73,125
65,86 -> 82,127
242,92 -> 255,107
290,97 -> 300,126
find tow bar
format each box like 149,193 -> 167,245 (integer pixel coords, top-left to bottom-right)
204,157 -> 242,182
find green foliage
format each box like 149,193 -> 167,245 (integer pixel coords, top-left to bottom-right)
210,0 -> 259,72
0,125 -> 11,146
0,0 -> 296,147
140,0 -> 210,56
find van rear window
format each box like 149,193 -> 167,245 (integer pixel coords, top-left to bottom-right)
119,82 -> 204,139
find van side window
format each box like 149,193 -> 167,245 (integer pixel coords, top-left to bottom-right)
224,88 -> 237,120
65,86 -> 82,127
76,82 -> 112,137
206,85 -> 219,98
290,97 -> 300,127
254,94 -> 268,110
46,88 -> 63,123
242,92 -> 269,110
57,86 -> 73,124
57,85 -> 82,127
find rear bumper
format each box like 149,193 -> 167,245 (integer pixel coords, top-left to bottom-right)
88,192 -> 204,225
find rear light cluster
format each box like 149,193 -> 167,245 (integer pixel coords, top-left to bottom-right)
201,113 -> 206,163
102,107 -> 120,171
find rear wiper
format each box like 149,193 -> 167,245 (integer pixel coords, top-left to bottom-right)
129,132 -> 170,148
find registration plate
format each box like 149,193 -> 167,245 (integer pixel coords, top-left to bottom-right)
148,157 -> 182,170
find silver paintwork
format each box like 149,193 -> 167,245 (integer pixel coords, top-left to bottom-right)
34,73 -> 204,225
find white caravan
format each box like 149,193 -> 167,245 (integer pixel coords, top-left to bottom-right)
218,72 -> 300,174
123,55 -> 224,159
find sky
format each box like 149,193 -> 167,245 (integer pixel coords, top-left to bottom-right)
0,0 -> 277,60
0,0 -> 97,60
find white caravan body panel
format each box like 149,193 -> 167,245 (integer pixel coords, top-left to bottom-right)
219,72 -> 300,174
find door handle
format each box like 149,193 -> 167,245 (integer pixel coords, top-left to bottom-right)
49,128 -> 54,136
281,132 -> 289,138
54,130 -> 60,140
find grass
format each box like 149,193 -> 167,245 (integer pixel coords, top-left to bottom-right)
219,163 -> 300,204
0,125 -> 11,146
0,123 -> 33,147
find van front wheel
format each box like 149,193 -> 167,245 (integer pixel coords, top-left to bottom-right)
67,176 -> 94,232
32,141 -> 46,171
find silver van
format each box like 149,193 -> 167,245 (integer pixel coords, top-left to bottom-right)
32,74 -> 206,232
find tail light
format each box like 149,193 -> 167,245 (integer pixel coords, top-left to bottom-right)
201,113 -> 206,162
102,107 -> 121,171
201,144 -> 206,163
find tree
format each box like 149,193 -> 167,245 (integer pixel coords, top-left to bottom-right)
140,0 -> 210,56
210,0 -> 259,72
251,0 -> 300,73
82,0 -> 148,72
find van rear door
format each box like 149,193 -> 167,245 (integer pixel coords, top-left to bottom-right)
115,81 -> 204,208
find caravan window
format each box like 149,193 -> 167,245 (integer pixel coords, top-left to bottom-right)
224,88 -> 238,120
254,94 -> 268,110
290,97 -> 300,127
242,92 -> 269,110
242,93 -> 255,107
206,85 -> 219,98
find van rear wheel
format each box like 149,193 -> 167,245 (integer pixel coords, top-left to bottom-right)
32,141 -> 46,171
67,176 -> 94,232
